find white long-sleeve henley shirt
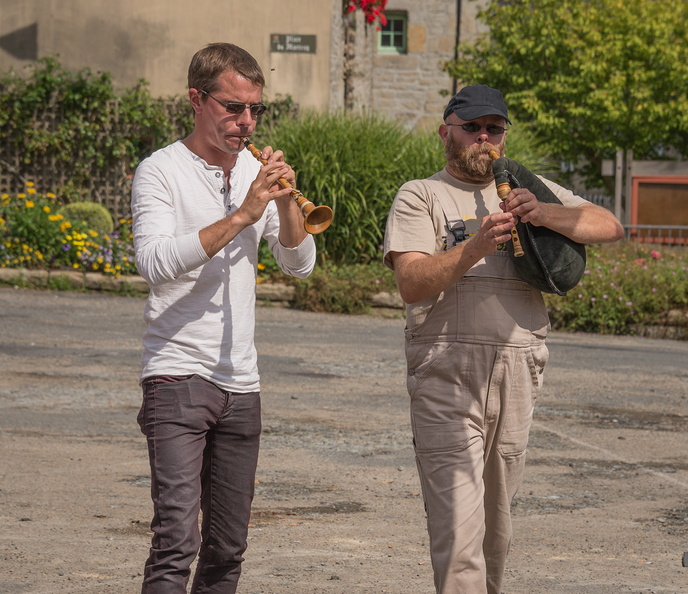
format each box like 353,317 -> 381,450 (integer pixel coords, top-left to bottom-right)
131,140 -> 316,392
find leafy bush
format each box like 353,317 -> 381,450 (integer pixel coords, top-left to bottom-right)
502,119 -> 560,179
289,261 -> 397,314
61,202 -> 114,236
1,184 -> 65,265
0,57 -> 181,195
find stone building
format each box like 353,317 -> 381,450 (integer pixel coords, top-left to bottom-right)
0,0 -> 488,129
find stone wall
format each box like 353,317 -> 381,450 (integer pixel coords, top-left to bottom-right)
0,0 -> 334,110
370,0 -> 489,130
2,1 -> 489,129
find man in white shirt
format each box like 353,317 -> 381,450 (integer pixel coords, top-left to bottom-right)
131,43 -> 316,593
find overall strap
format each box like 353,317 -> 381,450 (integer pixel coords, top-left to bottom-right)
422,178 -> 480,248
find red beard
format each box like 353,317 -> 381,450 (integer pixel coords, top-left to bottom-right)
445,136 -> 503,183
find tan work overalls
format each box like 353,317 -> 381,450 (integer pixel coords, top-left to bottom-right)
405,179 -> 550,594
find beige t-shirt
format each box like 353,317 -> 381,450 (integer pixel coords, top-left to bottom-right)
383,167 -> 588,325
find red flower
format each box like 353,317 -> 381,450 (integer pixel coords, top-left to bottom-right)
345,0 -> 387,26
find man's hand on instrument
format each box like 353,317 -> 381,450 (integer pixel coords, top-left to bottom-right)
198,155 -> 293,258
471,212 -> 516,257
235,159 -> 293,228
500,188 -> 547,225
259,146 -> 297,200
255,145 -> 308,245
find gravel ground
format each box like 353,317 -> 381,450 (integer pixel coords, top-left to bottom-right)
1,286 -> 687,593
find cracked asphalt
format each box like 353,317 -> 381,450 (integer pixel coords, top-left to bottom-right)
1,286 -> 687,593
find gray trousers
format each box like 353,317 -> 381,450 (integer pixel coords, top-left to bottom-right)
137,375 -> 261,593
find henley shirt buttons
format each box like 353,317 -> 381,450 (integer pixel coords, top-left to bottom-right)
215,172 -> 221,178
220,188 -> 226,194
409,368 -> 415,376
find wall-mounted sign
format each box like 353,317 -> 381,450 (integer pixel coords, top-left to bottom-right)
270,34 -> 316,54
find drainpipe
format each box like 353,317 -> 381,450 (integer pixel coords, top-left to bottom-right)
452,0 -> 462,96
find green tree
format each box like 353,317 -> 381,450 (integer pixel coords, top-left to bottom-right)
444,0 -> 688,191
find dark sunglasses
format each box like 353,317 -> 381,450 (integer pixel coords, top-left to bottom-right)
200,90 -> 267,117
445,122 -> 507,135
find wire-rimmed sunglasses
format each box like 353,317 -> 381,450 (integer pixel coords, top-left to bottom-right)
200,90 -> 267,118
445,122 -> 507,135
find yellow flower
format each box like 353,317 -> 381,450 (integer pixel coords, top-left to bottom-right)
257,263 -> 266,271
43,206 -> 51,213
88,229 -> 98,237
47,192 -> 56,199
27,188 -> 37,195
18,193 -> 26,199
73,263 -> 79,269
26,181 -> 35,187
26,200 -> 35,208
49,214 -> 64,222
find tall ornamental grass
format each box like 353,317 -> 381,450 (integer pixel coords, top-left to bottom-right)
257,110 -> 446,264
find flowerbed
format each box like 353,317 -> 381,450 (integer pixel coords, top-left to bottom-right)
0,183 -> 136,276
544,243 -> 688,334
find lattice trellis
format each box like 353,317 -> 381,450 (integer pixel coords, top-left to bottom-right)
0,98 -> 191,222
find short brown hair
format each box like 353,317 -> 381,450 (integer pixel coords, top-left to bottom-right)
187,43 -> 265,94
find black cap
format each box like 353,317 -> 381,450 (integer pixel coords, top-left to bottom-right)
443,85 -> 511,124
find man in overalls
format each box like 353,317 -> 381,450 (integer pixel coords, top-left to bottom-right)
383,85 -> 623,594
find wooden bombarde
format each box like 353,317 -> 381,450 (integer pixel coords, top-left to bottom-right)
489,149 -> 524,257
241,137 -> 333,234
